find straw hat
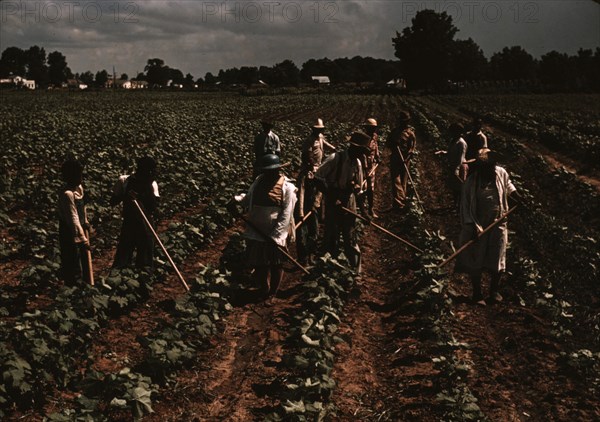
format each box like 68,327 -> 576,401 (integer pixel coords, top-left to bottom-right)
363,118 -> 378,127
313,118 -> 325,129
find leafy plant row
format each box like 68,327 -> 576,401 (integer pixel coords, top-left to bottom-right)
412,103 -> 600,400
0,194 -> 238,419
430,95 -> 600,168
391,126 -> 489,421
46,268 -> 233,421
262,255 -> 356,421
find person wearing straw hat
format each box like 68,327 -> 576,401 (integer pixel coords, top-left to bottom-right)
58,158 -> 91,285
386,111 -> 416,211
313,131 -> 370,273
456,148 -> 517,305
110,156 -> 159,270
296,118 -> 326,265
361,118 -> 380,217
237,154 -> 297,298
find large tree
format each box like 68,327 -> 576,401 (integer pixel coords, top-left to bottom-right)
204,72 -> 217,84
25,45 -> 48,85
392,10 -> 458,89
539,51 -> 573,89
95,69 -> 109,87
47,51 -> 72,86
144,58 -> 170,87
489,46 -> 537,81
269,60 -> 300,86
0,47 -> 26,77
79,71 -> 94,86
449,38 -> 488,82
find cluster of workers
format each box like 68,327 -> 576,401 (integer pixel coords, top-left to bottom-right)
58,112 -> 517,305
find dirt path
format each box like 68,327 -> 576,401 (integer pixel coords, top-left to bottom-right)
330,152 -> 442,421
145,235 -> 305,421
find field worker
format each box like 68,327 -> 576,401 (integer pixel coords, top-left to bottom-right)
254,120 -> 281,160
446,123 -> 467,209
386,111 -> 416,211
296,118 -> 326,265
456,149 -> 517,305
110,156 -> 159,270
234,154 -> 297,298
58,158 -> 91,285
361,118 -> 380,218
313,131 -> 370,273
464,118 -> 488,162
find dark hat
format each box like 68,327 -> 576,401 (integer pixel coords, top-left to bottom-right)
397,111 -> 411,122
137,156 -> 157,172
348,131 -> 371,152
61,158 -> 83,183
448,122 -> 465,136
260,120 -> 274,128
256,154 -> 282,171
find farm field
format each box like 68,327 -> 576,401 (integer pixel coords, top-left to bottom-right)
1,91 -> 599,421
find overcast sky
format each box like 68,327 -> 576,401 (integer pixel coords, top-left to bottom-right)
1,0 -> 598,78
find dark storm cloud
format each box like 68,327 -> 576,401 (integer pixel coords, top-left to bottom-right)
0,0 -> 598,78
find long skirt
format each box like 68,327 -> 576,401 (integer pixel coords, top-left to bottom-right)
244,239 -> 284,267
455,223 -> 508,274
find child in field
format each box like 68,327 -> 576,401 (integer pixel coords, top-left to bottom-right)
110,157 -> 159,270
58,159 -> 91,285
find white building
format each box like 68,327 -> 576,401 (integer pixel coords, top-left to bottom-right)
0,76 -> 35,90
311,76 -> 331,85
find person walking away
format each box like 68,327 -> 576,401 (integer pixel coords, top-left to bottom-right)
464,118 -> 488,162
456,149 -> 517,305
446,123 -> 467,209
235,154 -> 297,298
361,118 -> 380,217
296,118 -> 326,265
313,132 -> 370,273
58,158 -> 91,285
386,111 -> 416,211
254,120 -> 280,157
463,118 -> 488,177
110,157 -> 159,270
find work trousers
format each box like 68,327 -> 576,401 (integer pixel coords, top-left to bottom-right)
390,155 -> 409,209
59,224 -> 90,285
113,218 -> 155,270
296,173 -> 320,262
323,191 -> 361,272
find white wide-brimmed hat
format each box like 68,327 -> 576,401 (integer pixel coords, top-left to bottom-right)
313,118 -> 325,129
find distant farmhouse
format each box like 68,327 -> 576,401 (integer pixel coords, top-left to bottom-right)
0,75 -> 36,90
106,79 -> 149,89
311,76 -> 331,85
387,78 -> 407,89
66,79 -> 88,90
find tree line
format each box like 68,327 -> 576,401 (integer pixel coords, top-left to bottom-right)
392,10 -> 600,91
1,10 -> 599,91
